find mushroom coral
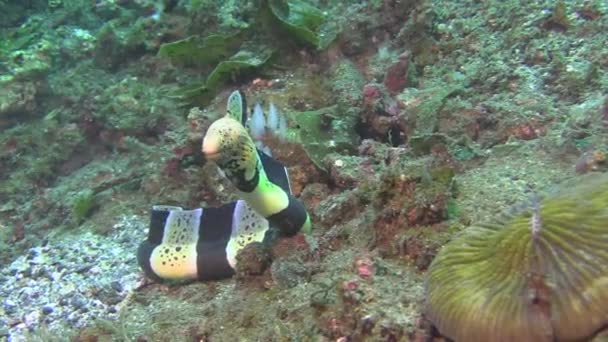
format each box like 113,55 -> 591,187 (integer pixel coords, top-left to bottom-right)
425,173 -> 608,341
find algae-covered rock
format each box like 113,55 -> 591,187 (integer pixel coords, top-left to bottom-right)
0,2 -> 32,28
408,133 -> 448,156
330,59 -> 366,108
4,47 -> 51,81
71,189 -> 96,223
0,33 -> 52,126
0,19 -> 52,82
425,173 -> 608,341
270,258 -> 309,288
94,76 -> 174,132
93,19 -> 151,70
398,85 -> 462,135
290,106 -> 359,170
286,59 -> 364,169
235,242 -> 271,277
0,80 -> 43,125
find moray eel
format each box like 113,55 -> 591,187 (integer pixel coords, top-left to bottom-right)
138,90 -> 310,282
138,201 -> 267,281
202,90 -> 311,236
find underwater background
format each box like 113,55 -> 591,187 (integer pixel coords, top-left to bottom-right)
1,0 -> 607,341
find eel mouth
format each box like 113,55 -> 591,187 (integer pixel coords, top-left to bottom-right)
203,150 -> 220,162
201,135 -> 221,161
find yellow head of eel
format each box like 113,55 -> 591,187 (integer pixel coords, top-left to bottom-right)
202,117 -> 260,192
425,173 -> 608,342
202,116 -> 309,235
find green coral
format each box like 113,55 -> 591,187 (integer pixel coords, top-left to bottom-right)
425,173 -> 608,341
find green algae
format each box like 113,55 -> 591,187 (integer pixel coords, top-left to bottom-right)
160,0 -> 338,107
71,189 -> 96,223
267,0 -> 337,49
284,58 -> 366,169
171,46 -> 274,106
158,32 -> 244,68
290,105 -> 358,170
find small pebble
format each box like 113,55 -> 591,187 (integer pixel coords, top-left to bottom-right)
27,249 -> 38,260
66,312 -> 79,325
70,295 -> 87,309
23,311 -> 40,328
42,304 -> 54,315
110,280 -> 123,293
3,300 -> 17,315
22,267 -> 32,278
